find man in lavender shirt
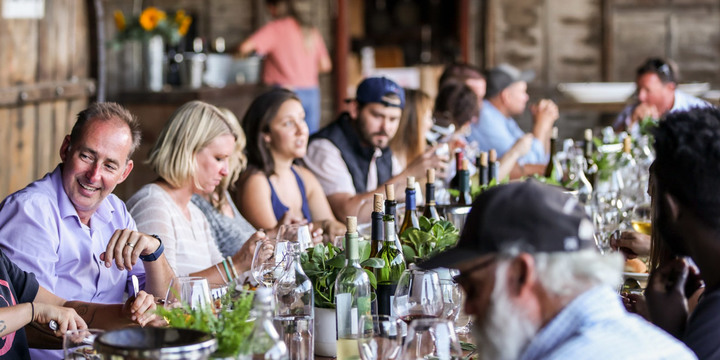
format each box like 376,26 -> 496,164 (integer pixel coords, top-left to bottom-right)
0,103 -> 174,358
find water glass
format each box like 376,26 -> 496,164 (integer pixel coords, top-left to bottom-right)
277,224 -> 313,251
400,318 -> 462,360
439,279 -> 462,323
358,314 -> 405,360
164,276 -> 212,310
63,328 -> 104,359
251,239 -> 289,287
273,314 -> 313,360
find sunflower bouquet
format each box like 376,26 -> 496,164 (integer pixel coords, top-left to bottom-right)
111,7 -> 192,47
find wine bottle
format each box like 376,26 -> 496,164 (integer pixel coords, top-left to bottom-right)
449,150 -> 463,189
369,193 -> 384,260
488,149 -> 499,184
453,159 -> 472,205
242,287 -> 289,359
584,129 -> 598,187
335,216 -> 372,360
375,213 -> 406,317
422,168 -> 441,221
273,243 -> 314,359
544,127 -> 564,183
477,151 -> 489,186
399,177 -> 420,235
384,184 -> 398,232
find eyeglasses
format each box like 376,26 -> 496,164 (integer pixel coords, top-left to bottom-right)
649,59 -> 674,82
452,256 -> 496,284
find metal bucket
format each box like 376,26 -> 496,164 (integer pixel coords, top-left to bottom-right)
232,56 -> 263,84
437,205 -> 472,231
93,327 -> 217,360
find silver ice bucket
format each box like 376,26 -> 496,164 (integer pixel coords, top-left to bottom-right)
93,327 -> 217,360
437,204 -> 472,231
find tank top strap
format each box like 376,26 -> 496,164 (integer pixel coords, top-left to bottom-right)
291,167 -> 313,222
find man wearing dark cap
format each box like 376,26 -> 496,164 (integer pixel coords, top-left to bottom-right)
467,64 -> 558,175
422,180 -> 695,360
305,77 -> 448,221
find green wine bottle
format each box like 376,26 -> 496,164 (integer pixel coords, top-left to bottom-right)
422,168 -> 441,221
335,216 -> 371,360
375,213 -> 405,316
369,193 -> 384,260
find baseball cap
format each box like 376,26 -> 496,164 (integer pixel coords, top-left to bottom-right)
420,180 -> 597,269
485,63 -> 536,99
355,77 -> 406,109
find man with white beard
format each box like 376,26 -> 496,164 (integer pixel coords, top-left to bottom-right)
421,180 -> 695,360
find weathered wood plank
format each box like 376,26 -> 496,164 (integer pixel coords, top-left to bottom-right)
8,105 -> 36,194
0,108 -> 10,196
36,102 -> 55,178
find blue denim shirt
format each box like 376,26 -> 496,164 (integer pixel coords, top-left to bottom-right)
467,100 -> 548,165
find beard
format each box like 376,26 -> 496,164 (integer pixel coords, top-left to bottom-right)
472,265 -> 540,360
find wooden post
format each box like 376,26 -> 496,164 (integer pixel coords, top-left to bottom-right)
334,0 -> 349,116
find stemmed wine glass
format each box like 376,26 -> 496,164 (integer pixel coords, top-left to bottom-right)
400,317 -> 463,360
358,314 -> 405,360
251,239 -> 289,287
164,276 -> 213,310
393,265 -> 444,325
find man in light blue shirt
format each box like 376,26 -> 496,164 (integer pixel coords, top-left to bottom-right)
614,57 -> 710,136
467,63 -> 558,169
421,180 -> 696,360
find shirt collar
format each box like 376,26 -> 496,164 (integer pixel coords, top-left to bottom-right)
520,286 -> 623,360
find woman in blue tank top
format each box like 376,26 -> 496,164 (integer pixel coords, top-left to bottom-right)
237,89 -> 346,243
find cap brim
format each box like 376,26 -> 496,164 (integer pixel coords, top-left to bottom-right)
518,70 -> 535,83
417,247 -> 482,270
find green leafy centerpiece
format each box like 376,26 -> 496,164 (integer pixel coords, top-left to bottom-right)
400,216 -> 460,264
156,287 -> 254,358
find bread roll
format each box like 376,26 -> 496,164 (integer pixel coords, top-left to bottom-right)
624,258 -> 647,273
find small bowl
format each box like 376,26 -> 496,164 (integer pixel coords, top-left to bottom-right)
558,82 -> 636,103
94,327 -> 217,360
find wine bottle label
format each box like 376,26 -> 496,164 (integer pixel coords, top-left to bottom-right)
376,283 -> 397,317
336,293 -> 358,337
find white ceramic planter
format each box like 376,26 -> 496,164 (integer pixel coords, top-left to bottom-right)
314,307 -> 337,357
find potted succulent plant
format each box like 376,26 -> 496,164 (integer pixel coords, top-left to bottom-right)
300,241 -> 383,357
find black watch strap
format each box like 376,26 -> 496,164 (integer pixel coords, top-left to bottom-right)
140,234 -> 164,262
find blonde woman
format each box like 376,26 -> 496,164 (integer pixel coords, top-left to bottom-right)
127,101 -> 263,280
389,88 -> 435,171
190,109 -> 264,258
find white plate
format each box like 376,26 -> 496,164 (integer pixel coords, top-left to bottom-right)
558,82 -> 636,103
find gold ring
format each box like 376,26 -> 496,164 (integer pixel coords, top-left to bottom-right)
126,243 -> 135,248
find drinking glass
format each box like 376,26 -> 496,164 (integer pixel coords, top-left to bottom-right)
358,314 -> 405,360
439,279 -> 462,323
393,266 -> 443,325
164,276 -> 212,310
277,224 -> 313,251
400,318 -> 462,360
251,239 -> 289,287
63,328 -> 104,359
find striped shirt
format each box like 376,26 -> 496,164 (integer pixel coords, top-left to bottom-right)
520,286 -> 696,360
127,184 -> 223,276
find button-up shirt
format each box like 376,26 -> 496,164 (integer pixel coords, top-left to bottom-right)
0,166 -> 145,359
520,286 -> 696,360
467,100 -> 548,165
614,90 -> 710,137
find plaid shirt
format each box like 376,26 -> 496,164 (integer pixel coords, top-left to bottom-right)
520,286 -> 697,360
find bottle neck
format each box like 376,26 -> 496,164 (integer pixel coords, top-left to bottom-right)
371,211 -> 384,242
384,200 -> 397,217
383,219 -> 397,244
346,233 -> 359,263
425,183 -> 435,204
405,188 -> 416,210
458,170 -> 470,192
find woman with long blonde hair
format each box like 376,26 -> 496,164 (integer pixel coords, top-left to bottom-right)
390,88 -> 434,170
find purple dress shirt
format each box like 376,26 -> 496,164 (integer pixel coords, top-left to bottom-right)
0,165 -> 145,359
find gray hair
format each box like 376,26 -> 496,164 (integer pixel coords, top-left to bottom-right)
498,247 -> 624,297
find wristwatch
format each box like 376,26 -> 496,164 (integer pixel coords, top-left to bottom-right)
140,234 -> 164,262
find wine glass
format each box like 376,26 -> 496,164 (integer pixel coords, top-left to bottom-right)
358,314 -> 405,360
63,328 -> 104,359
393,266 -> 443,325
277,224 -> 313,251
251,239 -> 289,287
164,276 -> 212,310
400,318 -> 462,360
439,279 -> 462,323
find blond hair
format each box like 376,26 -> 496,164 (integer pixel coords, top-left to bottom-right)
390,89 -> 432,167
146,101 -> 239,193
